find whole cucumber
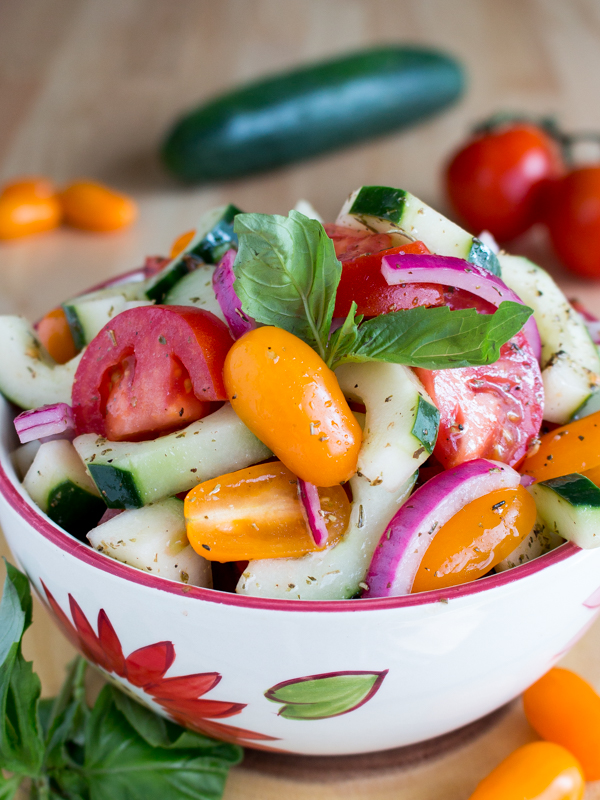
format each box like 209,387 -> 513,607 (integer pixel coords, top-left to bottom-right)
161,46 -> 465,182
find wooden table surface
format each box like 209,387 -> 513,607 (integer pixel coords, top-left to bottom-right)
2,0 -> 600,796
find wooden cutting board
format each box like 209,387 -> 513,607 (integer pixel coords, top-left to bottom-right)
3,0 -> 600,796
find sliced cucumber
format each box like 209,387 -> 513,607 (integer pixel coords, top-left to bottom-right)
12,440 -> 41,481
499,254 -> 600,424
146,205 -> 241,302
0,316 -> 82,409
529,473 -> 600,549
73,404 -> 271,509
163,264 -> 226,322
495,518 -> 563,572
23,439 -> 105,540
87,498 -> 212,586
336,361 -> 438,492
573,389 -> 600,421
237,470 -> 416,600
63,294 -> 152,349
293,199 -> 323,223
337,186 -> 501,275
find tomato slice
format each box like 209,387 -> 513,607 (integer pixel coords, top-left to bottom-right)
416,331 -> 544,469
72,306 -> 233,441
324,224 -> 395,260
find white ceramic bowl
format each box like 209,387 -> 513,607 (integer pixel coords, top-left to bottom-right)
2,396 -> 600,756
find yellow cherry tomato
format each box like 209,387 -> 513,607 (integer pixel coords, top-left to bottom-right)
60,180 -> 137,232
521,410 -> 600,482
468,741 -> 584,800
523,667 -> 600,781
170,229 -> 195,258
0,177 -> 61,239
224,326 -> 362,487
412,485 -> 536,593
36,307 -> 78,364
185,461 -> 350,561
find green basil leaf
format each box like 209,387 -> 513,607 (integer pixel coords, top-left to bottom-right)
0,562 -> 43,777
111,688 -> 241,761
79,686 -> 239,800
0,773 -> 21,800
233,211 -> 341,359
332,301 -> 533,369
325,302 -> 361,368
44,659 -> 89,772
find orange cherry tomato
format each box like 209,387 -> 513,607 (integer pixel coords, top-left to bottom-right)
60,180 -> 137,232
185,461 -> 350,561
0,177 -> 61,239
36,307 -> 78,364
523,667 -> 600,781
468,741 -> 584,800
582,462 -> 600,486
521,410 -> 600,482
412,486 -> 536,593
224,326 -> 362,487
170,229 -> 195,259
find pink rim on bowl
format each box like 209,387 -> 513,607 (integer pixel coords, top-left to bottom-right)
0,443 -> 579,613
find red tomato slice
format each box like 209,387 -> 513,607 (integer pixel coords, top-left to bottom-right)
72,306 -> 233,441
415,331 -> 544,469
324,224 -> 395,260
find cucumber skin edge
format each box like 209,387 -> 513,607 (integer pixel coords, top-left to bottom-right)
161,46 -> 465,183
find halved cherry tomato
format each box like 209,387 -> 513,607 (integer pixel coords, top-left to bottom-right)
333,241 -> 443,317
468,741 -> 584,800
36,307 -> 78,364
446,122 -> 563,241
60,180 -> 137,232
72,306 -> 233,441
185,461 -> 350,561
0,177 -> 62,239
416,331 -> 544,470
412,485 -> 536,593
521,409 -> 600,482
523,668 -> 600,781
170,229 -> 195,259
224,326 -> 361,487
324,224 -> 394,260
544,166 -> 600,279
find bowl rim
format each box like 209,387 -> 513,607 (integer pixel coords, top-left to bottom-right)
0,439 -> 579,613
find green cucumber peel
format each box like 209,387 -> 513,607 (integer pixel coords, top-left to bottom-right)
233,211 -> 532,370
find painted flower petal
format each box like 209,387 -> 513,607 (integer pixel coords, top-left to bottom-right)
124,641 -> 175,687
68,595 -> 113,671
41,582 -> 81,651
159,697 -> 246,719
145,672 -> 221,700
265,670 -> 388,720
97,609 -> 126,677
171,716 -> 279,744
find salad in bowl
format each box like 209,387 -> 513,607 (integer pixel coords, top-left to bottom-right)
2,186 -> 600,754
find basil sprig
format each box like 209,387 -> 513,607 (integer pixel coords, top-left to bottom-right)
233,211 -> 533,370
0,562 -> 241,800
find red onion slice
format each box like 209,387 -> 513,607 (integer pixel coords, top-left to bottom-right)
381,254 -> 541,361
570,299 -> 600,344
364,458 -> 521,597
14,403 -> 75,444
213,250 -> 255,339
297,478 -> 328,548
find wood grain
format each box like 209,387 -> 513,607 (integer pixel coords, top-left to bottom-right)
2,0 -> 600,796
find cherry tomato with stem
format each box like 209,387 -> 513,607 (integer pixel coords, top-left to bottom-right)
446,120 -> 563,241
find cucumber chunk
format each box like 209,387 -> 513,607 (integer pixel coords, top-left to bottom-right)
495,518 -> 563,572
0,316 -> 82,409
146,205 -> 241,302
336,361 -> 438,492
337,186 -> 501,275
12,440 -> 41,481
163,264 -> 226,323
23,440 -> 105,540
499,254 -> 600,423
529,473 -> 600,549
73,404 -> 271,509
87,498 -> 212,586
237,471 -> 416,600
63,294 -> 152,350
